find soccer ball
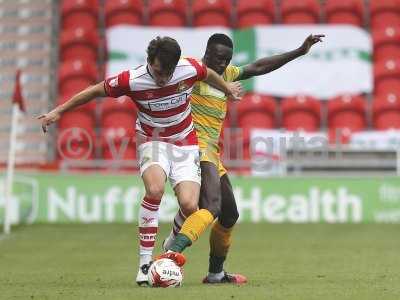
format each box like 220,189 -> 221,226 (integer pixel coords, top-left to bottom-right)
147,258 -> 183,288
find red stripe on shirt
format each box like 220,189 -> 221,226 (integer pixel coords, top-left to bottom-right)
136,126 -> 198,146
140,113 -> 193,137
104,70 -> 131,97
131,76 -> 198,100
186,58 -> 208,81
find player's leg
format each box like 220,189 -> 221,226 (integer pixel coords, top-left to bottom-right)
167,160 -> 221,254
163,160 -> 221,251
162,208 -> 187,251
203,173 -> 246,284
136,142 -> 169,285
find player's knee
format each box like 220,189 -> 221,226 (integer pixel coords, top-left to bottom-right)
145,184 -> 164,200
180,201 -> 198,216
207,194 -> 221,219
220,209 -> 239,228
221,213 -> 239,228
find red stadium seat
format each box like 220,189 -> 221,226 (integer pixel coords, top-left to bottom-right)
373,26 -> 400,62
236,0 -> 275,28
58,60 -> 97,96
148,0 -> 188,27
370,0 -> 400,29
281,95 -> 321,132
374,59 -> 400,95
57,95 -> 96,116
281,0 -> 320,24
61,0 -> 98,31
192,0 -> 231,27
373,93 -> 400,129
101,97 -> 137,125
101,129 -> 137,160
237,93 -> 277,131
104,0 -> 143,27
328,94 -> 367,143
60,27 -> 99,62
58,112 -> 96,160
59,111 -> 95,133
325,0 -> 364,27
101,98 -> 137,161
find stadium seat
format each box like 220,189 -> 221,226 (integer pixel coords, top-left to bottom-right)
101,98 -> 137,161
192,0 -> 231,27
372,26 -> 400,62
374,59 -> 400,95
236,0 -> 275,28
101,129 -> 137,160
57,95 -> 96,116
237,93 -> 277,131
325,0 -> 364,27
61,0 -> 98,31
58,112 -> 96,160
281,95 -> 321,132
373,93 -> 400,129
58,60 -> 98,96
328,94 -> 367,143
60,27 -> 99,62
101,96 -> 137,122
104,0 -> 144,27
370,0 -> 400,29
281,0 -> 320,24
148,0 -> 188,27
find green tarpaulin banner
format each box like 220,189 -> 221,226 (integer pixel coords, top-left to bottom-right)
1,173 -> 400,224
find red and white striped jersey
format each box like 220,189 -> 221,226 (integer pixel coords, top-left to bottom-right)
104,57 -> 207,146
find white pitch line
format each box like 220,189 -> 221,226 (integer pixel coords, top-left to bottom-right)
0,234 -> 9,242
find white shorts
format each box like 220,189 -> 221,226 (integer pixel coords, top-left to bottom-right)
138,141 -> 201,188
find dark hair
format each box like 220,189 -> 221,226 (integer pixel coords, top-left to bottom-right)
206,33 -> 233,49
147,36 -> 181,74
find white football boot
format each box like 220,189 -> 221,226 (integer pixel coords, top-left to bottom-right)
136,263 -> 151,286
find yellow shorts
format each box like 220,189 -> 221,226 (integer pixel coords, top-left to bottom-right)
199,148 -> 227,177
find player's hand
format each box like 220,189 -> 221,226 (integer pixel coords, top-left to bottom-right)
299,34 -> 325,55
37,110 -> 61,133
227,81 -> 244,101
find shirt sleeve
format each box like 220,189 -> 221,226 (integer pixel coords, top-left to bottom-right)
226,65 -> 243,82
186,58 -> 208,81
104,70 -> 131,98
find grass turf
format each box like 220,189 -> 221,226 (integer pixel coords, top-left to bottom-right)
0,223 -> 400,300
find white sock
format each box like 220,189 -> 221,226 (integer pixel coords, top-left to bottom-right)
207,271 -> 225,282
139,254 -> 152,267
138,196 -> 160,265
164,209 -> 186,250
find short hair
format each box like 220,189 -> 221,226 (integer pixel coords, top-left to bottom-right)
147,36 -> 181,74
206,33 -> 233,49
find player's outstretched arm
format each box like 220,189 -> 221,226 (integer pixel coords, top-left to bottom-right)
237,34 -> 325,81
204,67 -> 242,100
37,81 -> 106,133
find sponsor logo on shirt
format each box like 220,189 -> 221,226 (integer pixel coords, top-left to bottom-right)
177,81 -> 190,92
147,94 -> 188,111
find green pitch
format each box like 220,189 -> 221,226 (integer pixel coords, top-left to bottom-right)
0,223 -> 400,300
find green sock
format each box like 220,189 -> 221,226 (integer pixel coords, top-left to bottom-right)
208,255 -> 226,273
170,233 -> 192,253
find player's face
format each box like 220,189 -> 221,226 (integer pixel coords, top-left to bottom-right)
205,44 -> 233,75
148,57 -> 174,87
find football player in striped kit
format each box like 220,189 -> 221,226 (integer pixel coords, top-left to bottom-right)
37,36 -> 242,286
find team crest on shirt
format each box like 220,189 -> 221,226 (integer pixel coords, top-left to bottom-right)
177,81 -> 189,92
146,91 -> 154,98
